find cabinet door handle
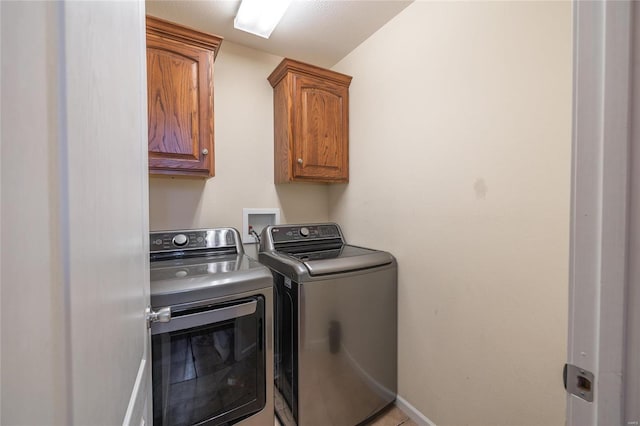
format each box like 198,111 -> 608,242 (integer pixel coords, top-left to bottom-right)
297,158 -> 303,165
202,148 -> 209,155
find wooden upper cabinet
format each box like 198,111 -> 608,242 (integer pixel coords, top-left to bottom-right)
268,59 -> 352,183
146,16 -> 222,178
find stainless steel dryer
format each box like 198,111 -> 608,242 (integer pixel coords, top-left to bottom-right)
258,223 -> 397,426
149,228 -> 273,426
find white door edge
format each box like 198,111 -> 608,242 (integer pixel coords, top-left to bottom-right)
567,0 -> 632,424
122,358 -> 149,426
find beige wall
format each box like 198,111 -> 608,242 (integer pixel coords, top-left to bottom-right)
329,2 -> 572,425
149,41 -> 330,246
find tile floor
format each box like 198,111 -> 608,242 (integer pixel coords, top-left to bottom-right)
365,405 -> 418,426
274,404 -> 417,426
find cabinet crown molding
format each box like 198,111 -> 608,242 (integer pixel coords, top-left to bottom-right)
268,58 -> 352,89
146,15 -> 223,59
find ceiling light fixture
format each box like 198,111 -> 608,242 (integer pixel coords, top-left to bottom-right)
234,0 -> 292,39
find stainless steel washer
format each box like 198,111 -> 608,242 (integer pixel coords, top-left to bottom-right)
149,228 -> 273,426
258,223 -> 397,426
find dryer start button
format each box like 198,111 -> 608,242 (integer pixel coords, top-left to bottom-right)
172,234 -> 188,247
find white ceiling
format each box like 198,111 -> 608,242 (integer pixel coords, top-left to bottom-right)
145,0 -> 413,67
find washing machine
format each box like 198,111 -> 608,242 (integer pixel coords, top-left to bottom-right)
258,223 -> 397,426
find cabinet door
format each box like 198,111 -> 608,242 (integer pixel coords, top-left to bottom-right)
147,36 -> 214,177
293,74 -> 348,182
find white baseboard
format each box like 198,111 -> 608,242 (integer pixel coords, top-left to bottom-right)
395,395 -> 437,426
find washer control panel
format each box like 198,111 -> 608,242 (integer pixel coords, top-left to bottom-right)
270,224 -> 342,243
150,228 -> 239,253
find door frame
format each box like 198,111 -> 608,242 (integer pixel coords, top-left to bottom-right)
625,2 -> 640,421
567,0 -> 634,424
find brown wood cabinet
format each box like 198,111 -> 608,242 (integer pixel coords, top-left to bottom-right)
146,16 -> 222,178
268,59 -> 352,183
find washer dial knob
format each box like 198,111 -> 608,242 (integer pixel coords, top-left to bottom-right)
299,227 -> 310,237
172,234 -> 188,247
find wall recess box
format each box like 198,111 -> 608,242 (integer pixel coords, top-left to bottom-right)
242,208 -> 280,244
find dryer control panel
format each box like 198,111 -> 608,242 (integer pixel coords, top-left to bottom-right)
149,228 -> 242,255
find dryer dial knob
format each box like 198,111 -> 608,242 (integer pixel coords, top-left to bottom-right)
300,227 -> 310,237
172,234 -> 188,247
